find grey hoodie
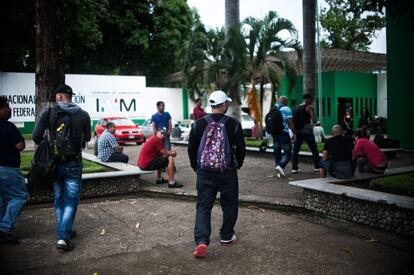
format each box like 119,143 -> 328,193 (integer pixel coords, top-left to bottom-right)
32,103 -> 91,154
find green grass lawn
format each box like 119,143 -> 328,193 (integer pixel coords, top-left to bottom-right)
20,152 -> 109,176
245,138 -> 324,152
369,172 -> 414,197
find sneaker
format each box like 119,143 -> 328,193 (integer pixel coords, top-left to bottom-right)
168,181 -> 183,188
0,231 -> 18,245
292,169 -> 301,174
275,165 -> 285,178
220,234 -> 238,246
192,243 -> 208,258
313,168 -> 320,173
56,239 -> 74,251
156,177 -> 168,184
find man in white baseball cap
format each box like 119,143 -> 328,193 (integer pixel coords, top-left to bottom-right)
188,90 -> 245,258
209,90 -> 232,106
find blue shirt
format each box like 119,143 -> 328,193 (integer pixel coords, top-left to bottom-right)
97,129 -> 118,162
151,112 -> 171,130
276,103 -> 292,133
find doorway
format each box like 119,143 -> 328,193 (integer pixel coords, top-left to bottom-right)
337,97 -> 353,128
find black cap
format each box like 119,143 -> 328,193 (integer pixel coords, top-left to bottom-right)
55,84 -> 75,95
303,93 -> 313,99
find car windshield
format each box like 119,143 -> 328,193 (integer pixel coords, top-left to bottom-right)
110,118 -> 135,126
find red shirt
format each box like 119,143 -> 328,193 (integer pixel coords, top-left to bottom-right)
137,136 -> 164,168
354,138 -> 387,166
193,106 -> 207,120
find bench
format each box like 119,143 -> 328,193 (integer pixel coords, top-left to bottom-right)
82,152 -> 154,179
289,166 -> 414,236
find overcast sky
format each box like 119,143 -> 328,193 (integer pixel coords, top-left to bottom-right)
187,0 -> 386,53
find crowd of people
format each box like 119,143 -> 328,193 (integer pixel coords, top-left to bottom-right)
0,86 -> 389,259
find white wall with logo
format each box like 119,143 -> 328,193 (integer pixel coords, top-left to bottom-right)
0,72 -> 185,125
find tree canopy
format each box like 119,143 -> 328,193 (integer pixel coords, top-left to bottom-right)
1,0 -> 196,86
320,0 -> 385,51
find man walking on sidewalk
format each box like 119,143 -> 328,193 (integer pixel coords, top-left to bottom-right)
272,96 -> 296,178
32,84 -> 91,252
0,96 -> 28,244
188,90 -> 246,258
291,94 -> 320,173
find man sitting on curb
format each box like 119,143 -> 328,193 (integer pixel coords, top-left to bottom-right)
137,128 -> 182,188
319,125 -> 355,179
98,122 -> 129,163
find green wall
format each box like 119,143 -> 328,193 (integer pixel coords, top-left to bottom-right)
387,5 -> 414,149
281,71 -> 377,134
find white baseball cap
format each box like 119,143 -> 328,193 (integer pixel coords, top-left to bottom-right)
209,90 -> 232,106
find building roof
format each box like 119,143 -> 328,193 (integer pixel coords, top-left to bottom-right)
162,48 -> 387,84
285,48 -> 386,74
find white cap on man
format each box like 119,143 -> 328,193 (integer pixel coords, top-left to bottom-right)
209,90 -> 232,106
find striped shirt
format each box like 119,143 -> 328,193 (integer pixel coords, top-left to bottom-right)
98,129 -> 118,162
276,103 -> 292,133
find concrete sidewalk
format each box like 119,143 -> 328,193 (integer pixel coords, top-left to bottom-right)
1,197 -> 413,274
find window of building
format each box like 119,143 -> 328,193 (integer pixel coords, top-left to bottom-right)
327,97 -> 331,116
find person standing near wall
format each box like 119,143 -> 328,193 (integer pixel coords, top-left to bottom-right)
32,84 -> 91,252
192,98 -> 207,120
291,94 -> 320,173
151,101 -> 172,150
0,96 -> 28,244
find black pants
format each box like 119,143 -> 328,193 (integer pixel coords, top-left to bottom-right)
108,152 -> 129,163
292,131 -> 320,170
194,169 -> 238,245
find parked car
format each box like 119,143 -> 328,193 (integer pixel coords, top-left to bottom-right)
241,114 -> 255,137
140,119 -> 192,141
94,117 -> 145,146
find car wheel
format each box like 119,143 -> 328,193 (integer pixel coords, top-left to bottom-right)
136,142 -> 143,146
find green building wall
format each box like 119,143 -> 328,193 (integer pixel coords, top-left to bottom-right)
387,4 -> 414,149
281,71 -> 377,134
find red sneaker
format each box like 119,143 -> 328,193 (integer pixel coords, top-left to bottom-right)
192,243 -> 208,258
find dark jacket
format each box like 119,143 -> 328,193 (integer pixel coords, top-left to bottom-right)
32,104 -> 91,156
187,113 -> 246,171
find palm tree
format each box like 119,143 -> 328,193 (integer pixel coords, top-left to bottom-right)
181,27 -> 246,107
243,11 -> 301,133
302,0 -> 316,97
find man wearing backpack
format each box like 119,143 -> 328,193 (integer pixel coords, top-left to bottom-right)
33,84 -> 91,252
0,96 -> 28,244
266,96 -> 296,178
188,90 -> 246,258
291,94 -> 320,174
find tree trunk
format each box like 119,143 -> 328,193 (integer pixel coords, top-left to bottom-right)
225,0 -> 241,121
302,0 -> 316,97
225,0 -> 240,35
35,0 -> 65,121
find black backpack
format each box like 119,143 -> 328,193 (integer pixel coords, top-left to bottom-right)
293,104 -> 307,131
27,138 -> 55,189
265,106 -> 284,135
49,109 -> 80,160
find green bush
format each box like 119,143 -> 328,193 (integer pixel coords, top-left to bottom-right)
369,173 -> 414,197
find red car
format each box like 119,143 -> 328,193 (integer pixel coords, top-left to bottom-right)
94,117 -> 145,145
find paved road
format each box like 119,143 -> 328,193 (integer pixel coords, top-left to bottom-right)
1,197 -> 413,274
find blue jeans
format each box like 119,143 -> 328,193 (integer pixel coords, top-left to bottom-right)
272,132 -> 292,169
292,131 -> 320,170
195,169 -> 238,245
0,166 -> 28,233
163,135 -> 171,151
53,161 -> 82,240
